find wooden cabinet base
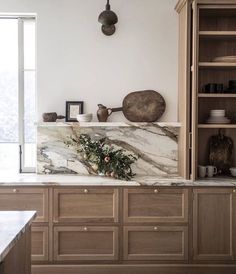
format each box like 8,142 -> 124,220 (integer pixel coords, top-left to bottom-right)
32,264 -> 236,274
1,227 -> 31,274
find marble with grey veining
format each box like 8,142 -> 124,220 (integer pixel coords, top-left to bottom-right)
0,174 -> 235,187
37,122 -> 179,177
0,211 -> 36,262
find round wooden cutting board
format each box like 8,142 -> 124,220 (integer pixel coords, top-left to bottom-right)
122,90 -> 166,122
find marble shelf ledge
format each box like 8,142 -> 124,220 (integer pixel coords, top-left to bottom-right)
36,122 -> 181,127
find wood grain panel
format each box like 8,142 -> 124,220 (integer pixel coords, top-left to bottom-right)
32,264 -> 236,274
124,188 -> 188,223
54,188 -> 119,223
54,226 -> 119,261
123,226 -> 188,261
32,226 -> 49,262
193,189 -> 235,260
0,188 -> 49,222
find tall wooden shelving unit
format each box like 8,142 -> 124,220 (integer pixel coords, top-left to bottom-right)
176,0 -> 236,180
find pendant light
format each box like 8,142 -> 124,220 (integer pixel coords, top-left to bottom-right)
98,0 -> 118,36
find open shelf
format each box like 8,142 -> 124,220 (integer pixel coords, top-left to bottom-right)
199,62 -> 236,68
198,93 -> 236,97
199,31 -> 236,38
198,124 -> 236,129
199,8 -> 236,32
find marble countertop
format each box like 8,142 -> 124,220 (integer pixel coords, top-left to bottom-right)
0,211 -> 36,262
0,174 -> 235,187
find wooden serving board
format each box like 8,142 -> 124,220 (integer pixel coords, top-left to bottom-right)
120,90 -> 166,122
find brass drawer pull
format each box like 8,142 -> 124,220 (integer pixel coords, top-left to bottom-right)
233,190 -> 236,193
84,189 -> 89,194
154,226 -> 158,231
154,189 -> 159,193
83,227 -> 88,231
13,189 -> 18,193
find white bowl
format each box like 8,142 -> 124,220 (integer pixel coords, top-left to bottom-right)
230,168 -> 236,177
77,114 -> 93,122
210,110 -> 225,117
211,109 -> 225,112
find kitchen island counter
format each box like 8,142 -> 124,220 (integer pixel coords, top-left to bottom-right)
0,211 -> 36,263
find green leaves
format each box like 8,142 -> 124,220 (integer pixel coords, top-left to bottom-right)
65,134 -> 137,181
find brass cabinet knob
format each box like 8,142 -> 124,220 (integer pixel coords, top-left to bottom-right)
233,190 -> 236,193
13,189 -> 17,193
154,226 -> 158,231
154,189 -> 159,193
83,227 -> 88,231
84,189 -> 89,194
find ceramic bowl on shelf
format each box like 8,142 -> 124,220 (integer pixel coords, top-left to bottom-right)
76,113 -> 93,122
210,110 -> 225,117
230,168 -> 236,177
206,117 -> 231,124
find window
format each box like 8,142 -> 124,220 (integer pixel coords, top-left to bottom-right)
0,16 -> 36,174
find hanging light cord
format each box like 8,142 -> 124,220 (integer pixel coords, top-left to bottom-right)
106,0 -> 111,10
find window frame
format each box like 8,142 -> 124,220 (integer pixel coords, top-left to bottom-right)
0,15 -> 37,173
18,17 -> 36,173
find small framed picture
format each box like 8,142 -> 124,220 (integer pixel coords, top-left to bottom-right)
66,101 -> 84,122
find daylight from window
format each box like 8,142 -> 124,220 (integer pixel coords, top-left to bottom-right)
0,18 -> 36,174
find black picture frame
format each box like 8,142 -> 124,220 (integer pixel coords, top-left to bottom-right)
65,101 -> 84,122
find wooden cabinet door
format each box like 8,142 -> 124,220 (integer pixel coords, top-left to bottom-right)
54,226 -> 119,261
0,188 -> 49,222
31,226 -> 49,262
193,189 -> 236,261
124,188 -> 188,223
123,226 -> 188,261
54,188 -> 119,223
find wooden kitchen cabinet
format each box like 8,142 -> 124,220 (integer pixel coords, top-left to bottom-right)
53,226 -> 119,261
53,188 -> 119,223
193,188 -> 236,261
0,188 -> 49,222
123,226 -> 188,261
31,226 -> 49,262
177,0 -> 236,180
124,188 -> 188,223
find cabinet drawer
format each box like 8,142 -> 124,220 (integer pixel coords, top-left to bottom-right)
54,188 -> 119,223
54,226 -> 119,261
0,188 -> 49,222
123,226 -> 188,261
31,226 -> 49,262
124,188 -> 188,223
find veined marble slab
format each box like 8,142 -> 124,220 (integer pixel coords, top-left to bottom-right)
0,211 -> 36,262
37,122 -> 179,177
0,174 -> 235,187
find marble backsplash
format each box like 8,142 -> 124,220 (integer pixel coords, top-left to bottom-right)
37,122 -> 180,177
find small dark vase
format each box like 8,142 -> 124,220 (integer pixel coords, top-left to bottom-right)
97,104 -> 112,122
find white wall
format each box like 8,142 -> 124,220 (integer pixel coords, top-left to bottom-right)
0,0 -> 178,122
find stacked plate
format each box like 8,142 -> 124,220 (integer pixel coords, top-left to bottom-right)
206,110 -> 231,124
213,56 -> 236,63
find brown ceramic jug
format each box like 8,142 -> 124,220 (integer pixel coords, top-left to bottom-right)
97,104 -> 113,122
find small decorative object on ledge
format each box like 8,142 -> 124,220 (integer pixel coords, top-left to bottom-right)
66,101 -> 84,122
97,104 -> 122,122
208,129 -> 234,175
42,112 -> 65,122
65,134 -> 137,181
97,90 -> 166,122
121,90 -> 166,122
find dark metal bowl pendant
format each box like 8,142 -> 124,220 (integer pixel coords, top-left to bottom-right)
98,0 -> 118,36
101,25 -> 116,36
